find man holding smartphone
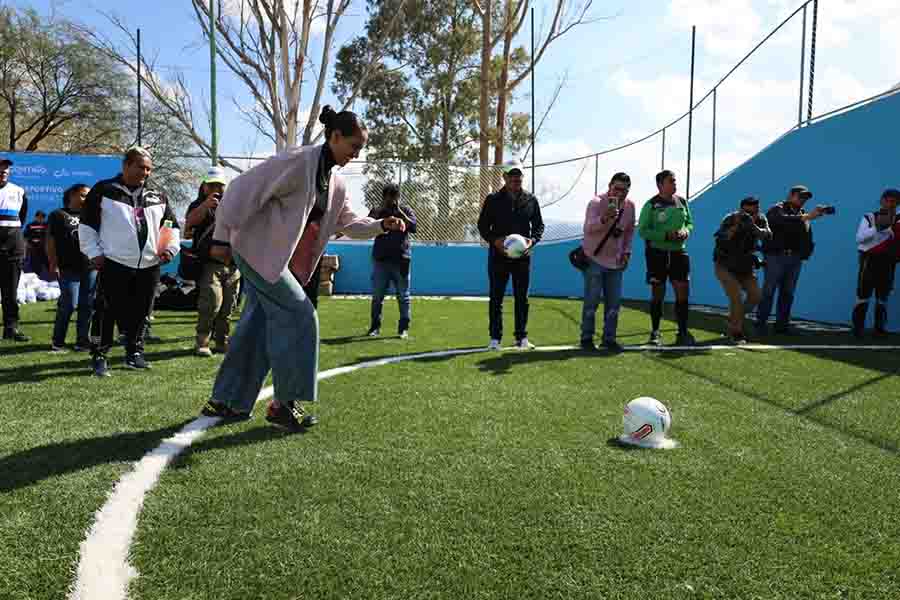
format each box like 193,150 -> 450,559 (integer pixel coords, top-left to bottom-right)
755,185 -> 830,335
185,167 -> 240,356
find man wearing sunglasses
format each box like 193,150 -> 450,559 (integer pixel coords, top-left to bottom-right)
579,172 -> 636,352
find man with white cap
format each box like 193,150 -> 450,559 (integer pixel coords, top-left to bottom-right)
185,166 -> 240,356
477,160 -> 544,350
0,157 -> 30,341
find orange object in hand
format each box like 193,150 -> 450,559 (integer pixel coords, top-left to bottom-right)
158,220 -> 175,255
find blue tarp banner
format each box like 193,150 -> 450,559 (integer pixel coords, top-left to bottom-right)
3,152 -> 120,222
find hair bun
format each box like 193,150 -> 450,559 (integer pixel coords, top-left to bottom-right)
319,105 -> 336,126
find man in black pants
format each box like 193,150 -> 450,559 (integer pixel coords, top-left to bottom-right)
0,157 -> 30,341
80,147 -> 181,376
853,188 -> 900,337
478,161 -> 544,350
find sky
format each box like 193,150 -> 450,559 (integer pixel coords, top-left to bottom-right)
16,0 -> 900,224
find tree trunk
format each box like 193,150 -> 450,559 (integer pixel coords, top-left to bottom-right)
493,0 -> 514,166
477,0 -> 492,202
8,95 -> 15,151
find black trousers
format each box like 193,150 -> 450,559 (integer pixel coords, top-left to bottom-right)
91,259 -> 160,357
488,254 -> 531,341
0,257 -> 21,331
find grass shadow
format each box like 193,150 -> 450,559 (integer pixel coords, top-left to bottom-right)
476,348 -> 612,376
646,354 -> 899,454
0,419 -> 194,493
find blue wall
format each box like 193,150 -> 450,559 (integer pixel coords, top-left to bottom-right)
328,92 -> 900,328
4,152 -> 121,221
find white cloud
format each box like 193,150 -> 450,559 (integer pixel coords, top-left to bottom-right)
668,0 -> 765,60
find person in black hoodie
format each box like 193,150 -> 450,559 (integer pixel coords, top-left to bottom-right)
367,183 -> 417,338
478,161 -> 545,350
0,157 -> 29,341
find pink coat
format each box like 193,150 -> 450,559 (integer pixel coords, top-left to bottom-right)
582,193 -> 636,269
213,145 -> 384,284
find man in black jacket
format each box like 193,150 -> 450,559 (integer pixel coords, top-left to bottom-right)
80,147 -> 181,376
367,183 -> 417,338
477,161 -> 544,350
755,185 -> 827,335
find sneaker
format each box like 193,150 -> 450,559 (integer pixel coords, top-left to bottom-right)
515,338 -> 535,350
647,331 -> 662,346
74,341 -> 90,352
3,329 -> 30,342
726,333 -> 748,346
367,328 -> 380,337
125,353 -> 151,370
196,346 -> 213,357
579,339 -> 598,352
265,401 -> 318,432
488,339 -> 501,351
91,356 -> 111,377
200,399 -> 251,422
399,330 -> 409,339
603,340 -> 625,353
675,332 -> 697,347
50,343 -> 67,353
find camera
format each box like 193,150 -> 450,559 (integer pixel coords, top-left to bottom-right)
820,205 -> 836,215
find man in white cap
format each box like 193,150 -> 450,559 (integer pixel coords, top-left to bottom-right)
477,160 -> 544,350
0,156 -> 30,341
185,166 -> 240,356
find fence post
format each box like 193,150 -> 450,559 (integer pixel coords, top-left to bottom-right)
712,87 -> 717,183
807,0 -> 818,123
661,128 -> 666,170
686,25 -> 696,198
594,155 -> 599,195
798,4 -> 807,127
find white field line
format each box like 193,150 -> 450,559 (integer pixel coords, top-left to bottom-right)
67,341 -> 897,599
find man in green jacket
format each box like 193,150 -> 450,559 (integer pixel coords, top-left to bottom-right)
637,170 -> 696,346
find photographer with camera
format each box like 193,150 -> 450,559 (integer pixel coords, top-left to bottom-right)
713,196 -> 772,344
755,185 -> 832,335
579,172 -> 635,353
185,167 -> 240,357
852,188 -> 900,337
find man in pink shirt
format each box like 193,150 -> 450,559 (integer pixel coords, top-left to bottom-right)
580,172 -> 636,352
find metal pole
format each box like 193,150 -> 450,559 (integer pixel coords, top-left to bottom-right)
593,155 -> 599,195
530,7 -> 535,192
806,0 -> 818,123
798,5 -> 807,126
686,25 -> 696,198
661,128 -> 666,170
137,28 -> 142,146
210,0 -> 218,165
712,87 -> 716,183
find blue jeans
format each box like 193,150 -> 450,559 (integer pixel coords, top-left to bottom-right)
370,259 -> 411,332
580,261 -> 624,343
756,253 -> 804,328
52,269 -> 97,346
212,255 -> 319,413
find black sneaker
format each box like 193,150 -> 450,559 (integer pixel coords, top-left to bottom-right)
579,339 -> 598,352
603,340 -> 625,353
125,353 -> 151,370
675,332 -> 696,346
74,341 -> 90,352
200,400 -> 251,422
92,356 -> 111,377
726,333 -> 748,346
647,331 -> 662,346
265,401 -> 318,432
3,329 -> 30,342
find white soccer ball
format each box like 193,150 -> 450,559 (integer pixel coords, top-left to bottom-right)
620,396 -> 677,449
503,234 -> 529,258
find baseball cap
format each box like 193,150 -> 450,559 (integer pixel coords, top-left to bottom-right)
789,185 -> 813,199
740,195 -> 760,207
202,166 -> 229,186
503,159 -> 524,176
